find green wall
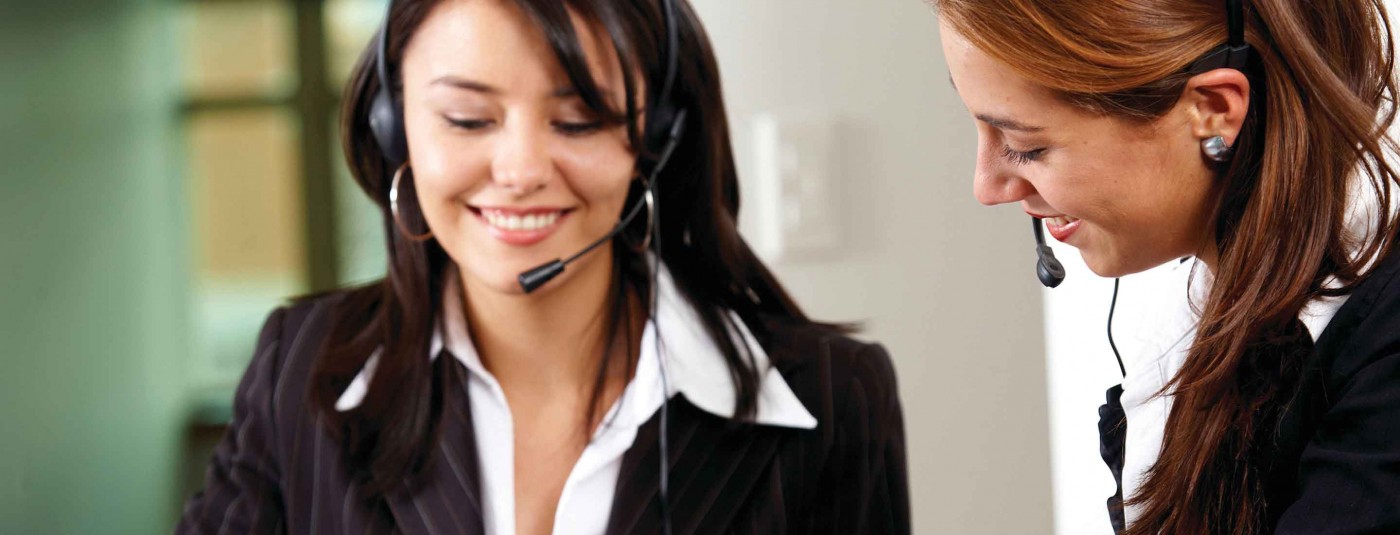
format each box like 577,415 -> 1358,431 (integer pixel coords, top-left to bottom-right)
0,2 -> 189,533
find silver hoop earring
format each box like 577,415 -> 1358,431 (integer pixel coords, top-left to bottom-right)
389,163 -> 434,242
1202,135 -> 1234,163
639,179 -> 655,251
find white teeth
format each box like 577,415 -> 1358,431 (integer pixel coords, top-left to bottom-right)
1046,215 -> 1079,227
483,210 -> 561,232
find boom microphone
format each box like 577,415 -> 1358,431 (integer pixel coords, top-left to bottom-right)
1032,217 -> 1066,288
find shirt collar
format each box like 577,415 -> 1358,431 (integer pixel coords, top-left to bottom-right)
1175,256 -> 1346,344
335,266 -> 818,431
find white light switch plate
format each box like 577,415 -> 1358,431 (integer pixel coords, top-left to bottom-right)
749,112 -> 842,261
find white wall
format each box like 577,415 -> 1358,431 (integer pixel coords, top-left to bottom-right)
1041,250 -> 1193,535
691,2 -> 1054,533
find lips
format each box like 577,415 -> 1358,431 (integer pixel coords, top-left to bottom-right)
1041,215 -> 1082,243
470,206 -> 572,246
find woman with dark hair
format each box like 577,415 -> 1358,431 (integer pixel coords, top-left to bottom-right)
177,0 -> 908,533
937,0 -> 1400,533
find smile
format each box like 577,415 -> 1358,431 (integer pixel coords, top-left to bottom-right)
1042,215 -> 1082,243
471,206 -> 572,246
484,210 -> 562,231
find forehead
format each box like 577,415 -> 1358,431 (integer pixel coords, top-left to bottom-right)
403,0 -> 628,97
938,20 -> 1066,126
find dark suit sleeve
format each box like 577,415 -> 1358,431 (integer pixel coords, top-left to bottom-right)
176,308 -> 289,534
813,342 -> 911,534
1275,349 -> 1400,534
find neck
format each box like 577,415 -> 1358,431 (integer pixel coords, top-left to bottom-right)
460,248 -> 636,397
1198,235 -> 1220,274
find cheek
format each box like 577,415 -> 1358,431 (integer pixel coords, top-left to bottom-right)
1080,140 -> 1217,261
401,107 -> 489,203
1107,138 -> 1212,229
1058,136 -> 1163,217
409,141 -> 490,211
557,138 -> 635,208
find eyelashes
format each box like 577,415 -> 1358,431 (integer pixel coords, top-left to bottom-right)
1000,144 -> 1046,165
445,118 -> 492,130
442,116 -> 607,137
551,120 -> 605,136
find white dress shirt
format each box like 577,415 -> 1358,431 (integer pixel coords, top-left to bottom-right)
334,266 -> 818,534
1119,261 -> 1349,527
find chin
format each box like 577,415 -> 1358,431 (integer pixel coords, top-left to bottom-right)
1081,250 -> 1175,279
1083,260 -> 1133,279
460,267 -> 521,294
450,242 -> 562,294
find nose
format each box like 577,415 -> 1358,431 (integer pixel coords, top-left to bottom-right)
971,140 -> 1037,206
491,123 -> 552,195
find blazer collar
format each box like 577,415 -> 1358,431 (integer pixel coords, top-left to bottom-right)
354,264 -> 816,534
336,265 -> 817,431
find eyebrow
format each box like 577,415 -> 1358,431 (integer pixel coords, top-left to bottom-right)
430,75 -> 613,100
948,76 -> 1047,133
549,85 -> 616,100
974,114 -> 1046,133
431,76 -> 498,94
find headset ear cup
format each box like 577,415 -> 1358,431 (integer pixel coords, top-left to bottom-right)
369,89 -> 408,164
644,104 -> 676,153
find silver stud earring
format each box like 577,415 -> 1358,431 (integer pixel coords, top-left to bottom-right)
1202,135 -> 1234,163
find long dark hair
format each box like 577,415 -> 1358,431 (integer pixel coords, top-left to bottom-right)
937,0 -> 1399,532
308,0 -> 837,495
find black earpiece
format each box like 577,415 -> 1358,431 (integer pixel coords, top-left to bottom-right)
369,1 -> 408,166
1032,217 -> 1066,288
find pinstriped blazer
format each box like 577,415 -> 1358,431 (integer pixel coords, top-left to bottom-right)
176,293 -> 910,534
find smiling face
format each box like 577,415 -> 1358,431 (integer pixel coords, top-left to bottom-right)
940,20 -> 1228,277
399,0 -> 638,295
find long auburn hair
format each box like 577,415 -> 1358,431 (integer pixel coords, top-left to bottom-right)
309,0 -> 836,495
936,0 -> 1399,532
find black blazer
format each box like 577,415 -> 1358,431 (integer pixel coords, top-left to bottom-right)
1100,244 -> 1400,534
177,294 -> 910,534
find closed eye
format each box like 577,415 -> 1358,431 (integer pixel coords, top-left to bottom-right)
1001,145 -> 1046,165
552,120 -> 606,136
444,117 -> 493,130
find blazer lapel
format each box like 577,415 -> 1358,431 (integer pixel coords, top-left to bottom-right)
385,354 -> 487,535
606,397 -> 789,535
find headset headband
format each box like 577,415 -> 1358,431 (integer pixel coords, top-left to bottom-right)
369,0 -> 688,168
1188,0 -> 1252,73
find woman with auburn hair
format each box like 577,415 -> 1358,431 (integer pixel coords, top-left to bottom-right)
177,0 -> 909,533
937,0 -> 1400,533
